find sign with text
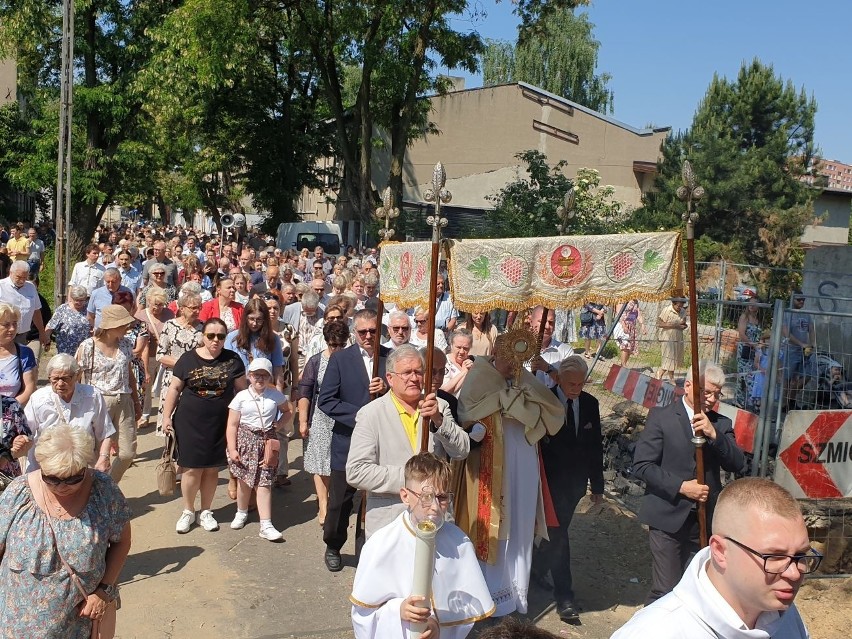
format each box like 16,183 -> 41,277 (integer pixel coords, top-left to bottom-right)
775,410 -> 852,499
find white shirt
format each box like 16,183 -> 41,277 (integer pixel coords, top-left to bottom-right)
228,387 -> 288,432
525,338 -> 574,388
0,278 -> 41,333
360,346 -> 374,379
24,384 -> 116,469
69,260 -> 106,296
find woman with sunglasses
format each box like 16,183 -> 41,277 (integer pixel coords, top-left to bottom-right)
408,306 -> 448,352
162,318 -> 247,534
138,263 -> 177,308
154,290 -> 203,435
0,425 -> 131,638
298,321 -> 351,526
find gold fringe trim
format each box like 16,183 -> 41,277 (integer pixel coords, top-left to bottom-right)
440,605 -> 496,627
349,594 -> 385,609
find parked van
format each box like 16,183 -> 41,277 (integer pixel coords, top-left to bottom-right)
276,222 -> 343,257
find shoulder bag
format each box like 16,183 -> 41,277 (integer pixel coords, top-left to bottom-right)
33,477 -> 117,639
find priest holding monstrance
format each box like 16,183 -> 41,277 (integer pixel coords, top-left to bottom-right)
453,329 -> 564,617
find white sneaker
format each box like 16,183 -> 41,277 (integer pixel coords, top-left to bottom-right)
259,524 -> 284,542
199,510 -> 219,532
230,512 -> 248,530
176,510 -> 195,534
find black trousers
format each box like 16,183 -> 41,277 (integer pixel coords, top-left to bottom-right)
533,492 -> 584,605
322,469 -> 364,554
646,511 -> 700,604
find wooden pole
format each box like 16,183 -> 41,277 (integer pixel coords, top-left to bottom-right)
371,298 -> 384,399
678,160 -> 708,548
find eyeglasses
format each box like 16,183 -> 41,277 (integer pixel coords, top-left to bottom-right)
49,375 -> 74,384
328,342 -> 347,348
723,536 -> 823,575
325,315 -> 343,321
389,370 -> 424,380
205,332 -> 227,341
703,389 -> 724,399
414,319 -> 427,325
356,328 -> 377,337
390,325 -> 410,332
407,488 -> 453,507
42,470 -> 87,486
151,271 -> 165,276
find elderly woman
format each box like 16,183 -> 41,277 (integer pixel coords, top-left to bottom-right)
24,354 -> 114,473
45,285 -> 91,356
0,425 -> 131,639
135,287 -> 174,425
0,303 -> 38,406
75,305 -> 140,483
138,262 -> 177,307
441,328 -> 474,396
162,318 -> 247,534
409,306 -> 448,352
155,291 -> 203,435
199,277 -> 243,332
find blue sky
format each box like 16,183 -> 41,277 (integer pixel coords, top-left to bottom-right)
445,0 -> 849,162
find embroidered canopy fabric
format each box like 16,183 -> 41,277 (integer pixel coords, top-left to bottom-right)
378,232 -> 683,312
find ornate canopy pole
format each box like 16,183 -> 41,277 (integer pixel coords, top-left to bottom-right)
677,160 -> 708,548
371,188 -> 399,396
420,163 -> 450,452
556,186 -> 576,236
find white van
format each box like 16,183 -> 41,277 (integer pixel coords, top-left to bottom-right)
276,222 -> 343,257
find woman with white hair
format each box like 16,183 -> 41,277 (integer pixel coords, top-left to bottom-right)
0,424 -> 132,638
45,285 -> 91,356
24,353 -> 114,473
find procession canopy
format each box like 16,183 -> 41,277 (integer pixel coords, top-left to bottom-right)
377,232 -> 683,313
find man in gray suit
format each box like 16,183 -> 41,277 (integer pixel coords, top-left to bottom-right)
632,361 -> 746,604
346,343 -> 469,537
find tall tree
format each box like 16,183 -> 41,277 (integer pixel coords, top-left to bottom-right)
481,6 -> 613,113
0,0 -> 176,245
637,59 -> 818,266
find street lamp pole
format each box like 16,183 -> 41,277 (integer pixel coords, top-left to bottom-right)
54,0 -> 75,307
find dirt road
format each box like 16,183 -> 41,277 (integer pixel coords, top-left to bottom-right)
116,430 -> 850,639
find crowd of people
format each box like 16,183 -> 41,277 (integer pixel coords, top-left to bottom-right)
0,218 -> 823,638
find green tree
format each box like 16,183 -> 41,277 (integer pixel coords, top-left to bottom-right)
485,150 -> 624,238
481,6 -> 613,113
636,59 -> 818,266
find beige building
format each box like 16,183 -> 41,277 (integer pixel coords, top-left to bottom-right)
298,81 -> 669,245
0,59 -> 15,106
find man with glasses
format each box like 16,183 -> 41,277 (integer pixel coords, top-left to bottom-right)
382,310 -> 411,350
347,343 -> 468,537
632,361 -> 746,604
318,308 -> 388,572
613,478 -> 815,638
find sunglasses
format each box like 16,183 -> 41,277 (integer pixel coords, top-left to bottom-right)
205,332 -> 227,341
356,328 -> 377,337
42,470 -> 87,486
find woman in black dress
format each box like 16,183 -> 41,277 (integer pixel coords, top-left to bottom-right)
161,318 -> 247,534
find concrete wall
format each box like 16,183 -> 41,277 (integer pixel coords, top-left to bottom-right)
0,60 -> 15,105
802,190 -> 851,246
802,246 -> 852,373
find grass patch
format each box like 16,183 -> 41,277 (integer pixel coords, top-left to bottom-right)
37,247 -> 57,301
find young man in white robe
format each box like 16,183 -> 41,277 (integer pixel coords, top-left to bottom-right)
350,452 -> 494,638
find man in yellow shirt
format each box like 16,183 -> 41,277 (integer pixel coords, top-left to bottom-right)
346,343 -> 469,537
6,226 -> 30,263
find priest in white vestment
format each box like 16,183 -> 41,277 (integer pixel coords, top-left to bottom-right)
453,332 -> 564,617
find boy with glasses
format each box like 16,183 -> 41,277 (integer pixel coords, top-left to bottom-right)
351,452 -> 493,639
613,478 -> 816,638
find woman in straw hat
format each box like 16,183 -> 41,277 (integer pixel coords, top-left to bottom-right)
75,304 -> 141,483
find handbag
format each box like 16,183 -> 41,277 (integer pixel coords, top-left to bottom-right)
262,437 -> 280,469
34,478 -> 117,639
156,433 -> 177,496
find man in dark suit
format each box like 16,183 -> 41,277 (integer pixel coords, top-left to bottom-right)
632,360 -> 746,604
317,308 -> 387,572
537,355 -> 604,623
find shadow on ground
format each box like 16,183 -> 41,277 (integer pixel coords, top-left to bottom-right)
120,545 -> 205,587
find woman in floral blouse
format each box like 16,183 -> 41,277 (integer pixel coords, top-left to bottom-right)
45,285 -> 91,356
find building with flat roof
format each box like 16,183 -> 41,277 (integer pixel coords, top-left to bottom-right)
297,82 -> 670,245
